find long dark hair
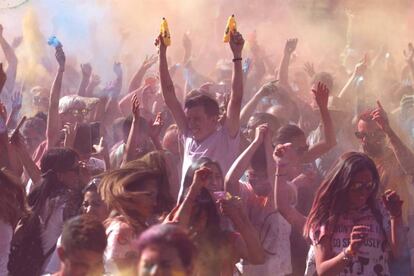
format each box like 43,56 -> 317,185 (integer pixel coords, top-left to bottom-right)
28,148 -> 79,217
304,152 -> 383,239
181,157 -> 222,237
0,169 -> 28,228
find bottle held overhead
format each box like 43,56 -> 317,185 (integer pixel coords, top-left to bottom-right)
223,14 -> 237,43
160,17 -> 171,46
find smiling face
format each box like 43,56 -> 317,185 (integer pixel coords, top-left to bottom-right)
185,106 -> 218,142
347,169 -> 375,209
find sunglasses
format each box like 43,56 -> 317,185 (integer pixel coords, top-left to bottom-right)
349,181 -> 375,192
65,109 -> 89,116
354,131 -> 385,140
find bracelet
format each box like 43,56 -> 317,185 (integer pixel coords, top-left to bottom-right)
390,214 -> 402,220
342,247 -> 354,264
232,57 -> 242,62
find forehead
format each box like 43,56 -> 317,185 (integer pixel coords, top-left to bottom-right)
291,134 -> 307,146
204,163 -> 222,175
357,120 -> 379,132
351,169 -> 373,183
185,106 -> 207,117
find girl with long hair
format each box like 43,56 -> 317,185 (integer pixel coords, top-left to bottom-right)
167,157 -> 265,276
275,145 -> 403,275
99,163 -> 163,275
0,169 -> 27,275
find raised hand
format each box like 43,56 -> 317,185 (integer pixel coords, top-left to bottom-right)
382,189 -> 403,218
63,123 -> 78,149
80,63 -> 92,78
354,54 -> 369,76
219,196 -> 245,221
149,112 -> 164,139
284,38 -> 298,55
93,137 -> 108,157
0,63 -> 6,91
55,46 -> 66,71
141,54 -> 158,71
155,34 -> 167,55
182,32 -> 192,52
304,62 -> 315,78
113,62 -> 123,77
348,225 -> 370,254
192,167 -> 212,190
131,93 -> 140,120
403,43 -> 414,65
229,31 -> 245,58
273,143 -> 297,165
256,82 -> 276,98
312,82 -> 329,109
90,74 -> 101,87
0,101 -> 7,123
254,124 -> 268,144
11,89 -> 22,112
371,100 -> 390,132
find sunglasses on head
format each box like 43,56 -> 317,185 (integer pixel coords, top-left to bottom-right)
354,131 -> 384,140
349,181 -> 375,192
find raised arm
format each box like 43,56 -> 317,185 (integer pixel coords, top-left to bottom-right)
220,197 -> 265,265
0,25 -> 18,93
382,190 -> 404,258
46,46 -> 65,149
372,101 -> 414,175
225,124 -> 267,196
167,168 -> 210,227
78,63 -> 92,96
157,35 -> 188,133
128,55 -> 157,93
225,32 -> 245,137
273,143 -> 306,233
302,82 -> 336,163
240,82 -> 273,125
278,38 -> 297,88
121,95 -> 140,166
10,131 -> 41,189
0,64 -> 6,95
337,56 -> 367,105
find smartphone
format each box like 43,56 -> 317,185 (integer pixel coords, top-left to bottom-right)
90,122 -> 100,145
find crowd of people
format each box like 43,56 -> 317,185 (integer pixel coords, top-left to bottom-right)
0,7 -> 414,275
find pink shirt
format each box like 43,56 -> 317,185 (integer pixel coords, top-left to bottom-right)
180,126 -> 240,197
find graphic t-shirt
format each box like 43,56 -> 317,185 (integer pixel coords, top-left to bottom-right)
305,203 -> 391,276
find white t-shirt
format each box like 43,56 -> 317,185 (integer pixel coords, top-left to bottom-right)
0,220 -> 13,276
239,182 -> 292,276
180,126 -> 240,198
104,218 -> 139,275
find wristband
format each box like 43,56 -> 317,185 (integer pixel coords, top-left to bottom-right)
342,247 -> 354,264
232,57 -> 242,62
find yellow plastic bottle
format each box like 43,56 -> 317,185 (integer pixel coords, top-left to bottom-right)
223,14 -> 237,43
160,17 -> 171,46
